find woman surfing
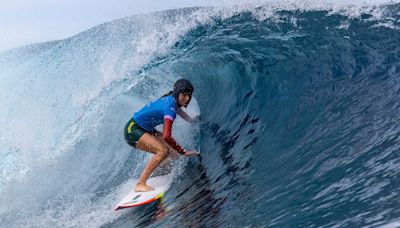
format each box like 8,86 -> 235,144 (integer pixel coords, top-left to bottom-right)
124,79 -> 200,192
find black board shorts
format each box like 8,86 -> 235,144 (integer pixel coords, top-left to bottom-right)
124,118 -> 147,147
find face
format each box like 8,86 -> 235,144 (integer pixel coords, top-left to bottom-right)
178,92 -> 192,107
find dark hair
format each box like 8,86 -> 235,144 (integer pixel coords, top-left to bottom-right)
161,79 -> 194,98
173,79 -> 194,96
161,91 -> 173,98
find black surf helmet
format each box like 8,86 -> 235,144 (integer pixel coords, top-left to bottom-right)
173,79 -> 194,98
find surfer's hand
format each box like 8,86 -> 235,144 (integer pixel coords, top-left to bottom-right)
184,150 -> 200,156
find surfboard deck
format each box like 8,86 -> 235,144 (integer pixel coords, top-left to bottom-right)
115,174 -> 173,211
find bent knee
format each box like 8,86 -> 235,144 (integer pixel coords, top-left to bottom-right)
156,146 -> 169,158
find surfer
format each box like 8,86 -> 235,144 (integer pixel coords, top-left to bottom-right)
124,78 -> 200,192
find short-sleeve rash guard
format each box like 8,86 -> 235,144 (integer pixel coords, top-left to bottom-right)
133,95 -> 177,132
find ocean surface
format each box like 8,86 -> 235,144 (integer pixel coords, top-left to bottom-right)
1,1 -> 400,227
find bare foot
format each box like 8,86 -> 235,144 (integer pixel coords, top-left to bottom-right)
135,183 -> 154,192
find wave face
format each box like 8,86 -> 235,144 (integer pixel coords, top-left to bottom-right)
1,2 -> 400,227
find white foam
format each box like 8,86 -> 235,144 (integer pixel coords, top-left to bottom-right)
205,0 -> 399,22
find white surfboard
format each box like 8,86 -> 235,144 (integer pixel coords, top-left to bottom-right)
115,174 -> 173,211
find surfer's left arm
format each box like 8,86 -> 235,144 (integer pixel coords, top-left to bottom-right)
162,118 -> 199,156
177,108 -> 199,123
162,118 -> 186,155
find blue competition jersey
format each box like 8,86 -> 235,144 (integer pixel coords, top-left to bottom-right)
133,95 -> 177,132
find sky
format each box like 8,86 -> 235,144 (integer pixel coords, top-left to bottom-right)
0,0 -> 235,52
